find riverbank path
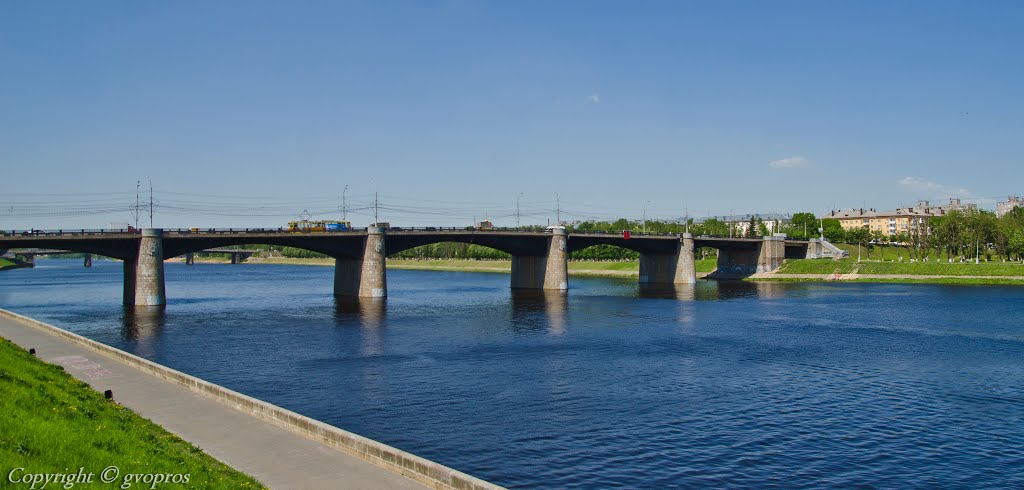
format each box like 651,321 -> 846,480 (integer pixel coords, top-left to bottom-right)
0,313 -> 427,490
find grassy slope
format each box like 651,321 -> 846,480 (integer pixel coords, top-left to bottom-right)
778,258 -> 1024,276
0,258 -> 32,271
0,337 -> 263,489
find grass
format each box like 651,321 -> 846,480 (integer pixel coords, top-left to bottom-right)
0,258 -> 34,271
776,260 -> 858,275
778,257 -> 1024,276
0,337 -> 263,489
750,276 -> 1024,285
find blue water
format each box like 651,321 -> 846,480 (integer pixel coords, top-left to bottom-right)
2,259 -> 1023,488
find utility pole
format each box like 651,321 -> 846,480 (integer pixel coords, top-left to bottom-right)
148,178 -> 153,228
555,192 -> 560,225
342,185 -> 348,221
643,200 -> 650,234
374,192 -> 379,226
729,208 -> 734,238
516,192 -> 523,228
685,206 -> 689,234
134,181 -> 140,229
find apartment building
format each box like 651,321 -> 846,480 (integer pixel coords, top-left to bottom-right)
997,196 -> 1021,218
827,208 -> 928,237
825,198 -> 977,237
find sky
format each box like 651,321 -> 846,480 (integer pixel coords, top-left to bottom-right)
1,1 -> 1022,229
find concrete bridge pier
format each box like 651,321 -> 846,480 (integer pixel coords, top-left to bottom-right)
758,235 -> 786,272
677,233 -> 697,284
84,254 -> 92,268
123,229 -> 166,306
638,234 -> 697,285
804,238 -> 822,259
334,226 -> 387,298
511,228 -> 568,290
231,253 -> 240,265
715,234 -> 787,277
185,253 -> 194,265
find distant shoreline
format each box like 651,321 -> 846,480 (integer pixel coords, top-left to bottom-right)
19,256 -> 1024,284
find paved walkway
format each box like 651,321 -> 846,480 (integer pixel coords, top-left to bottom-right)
0,314 -> 426,490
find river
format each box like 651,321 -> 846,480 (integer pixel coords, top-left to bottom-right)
2,259 -> 1023,488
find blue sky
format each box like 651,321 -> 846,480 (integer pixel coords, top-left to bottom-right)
2,1 -> 1022,229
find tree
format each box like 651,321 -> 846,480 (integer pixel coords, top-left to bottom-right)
696,218 -> 729,236
892,232 -> 910,261
846,227 -> 870,262
821,219 -> 845,242
788,212 -> 818,239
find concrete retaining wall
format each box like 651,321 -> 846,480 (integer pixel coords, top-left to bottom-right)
0,308 -> 504,490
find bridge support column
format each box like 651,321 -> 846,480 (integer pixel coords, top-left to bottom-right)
334,227 -> 387,298
185,253 -> 194,265
83,254 -> 92,268
676,233 -> 696,284
758,235 -> 786,273
639,233 -> 697,285
231,253 -> 239,265
132,229 -> 166,306
804,238 -> 822,259
511,228 -> 568,290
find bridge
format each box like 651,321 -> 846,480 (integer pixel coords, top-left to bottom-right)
5,247 -> 261,266
0,228 -> 829,306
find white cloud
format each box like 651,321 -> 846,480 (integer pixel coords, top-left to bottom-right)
768,156 -> 808,168
586,93 -> 600,103
898,176 -> 971,199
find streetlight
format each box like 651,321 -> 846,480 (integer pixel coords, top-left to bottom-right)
134,181 -> 140,229
555,192 -> 560,225
516,192 -> 523,228
342,185 -> 348,221
642,200 -> 650,234
729,208 -> 734,237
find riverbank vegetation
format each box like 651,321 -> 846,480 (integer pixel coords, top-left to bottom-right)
777,258 -> 1024,276
0,337 -> 263,488
0,257 -> 32,271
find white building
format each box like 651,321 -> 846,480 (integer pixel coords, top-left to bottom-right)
997,197 -> 1021,218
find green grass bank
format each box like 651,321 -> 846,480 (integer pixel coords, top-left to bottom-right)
0,337 -> 263,489
777,257 -> 1024,276
0,258 -> 32,271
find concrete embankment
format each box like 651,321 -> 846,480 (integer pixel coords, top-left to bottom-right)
0,309 -> 504,490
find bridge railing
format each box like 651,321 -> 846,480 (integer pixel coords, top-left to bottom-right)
2,229 -> 143,237
2,228 -> 807,241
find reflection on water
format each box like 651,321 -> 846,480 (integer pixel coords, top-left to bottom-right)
334,297 -> 386,328
636,281 -> 786,301
120,306 -> 166,358
638,283 -> 697,301
511,290 -> 567,335
334,297 -> 387,357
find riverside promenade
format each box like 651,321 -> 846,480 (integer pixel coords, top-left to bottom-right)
0,309 -> 502,490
